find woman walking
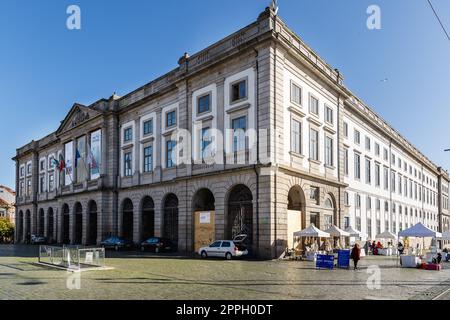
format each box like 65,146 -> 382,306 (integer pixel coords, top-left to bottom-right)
351,243 -> 361,270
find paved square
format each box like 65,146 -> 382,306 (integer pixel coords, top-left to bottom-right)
0,245 -> 449,300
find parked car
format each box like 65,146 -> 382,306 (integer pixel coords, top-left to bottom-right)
140,237 -> 175,253
101,236 -> 134,251
198,239 -> 248,260
30,234 -> 47,245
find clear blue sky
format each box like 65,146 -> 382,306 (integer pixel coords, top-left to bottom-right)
1,0 -> 449,189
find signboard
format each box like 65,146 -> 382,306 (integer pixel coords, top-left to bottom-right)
64,141 -> 73,186
337,250 -> 351,269
90,129 -> 102,180
84,252 -> 93,264
316,254 -> 334,270
199,212 -> 211,224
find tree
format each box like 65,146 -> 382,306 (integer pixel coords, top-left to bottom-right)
0,218 -> 14,243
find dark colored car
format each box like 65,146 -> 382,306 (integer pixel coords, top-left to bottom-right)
30,234 -> 47,245
101,236 -> 134,251
140,237 -> 175,253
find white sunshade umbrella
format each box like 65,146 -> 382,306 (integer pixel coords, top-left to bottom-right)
293,224 -> 330,238
344,226 -> 362,237
375,231 -> 397,240
324,225 -> 350,237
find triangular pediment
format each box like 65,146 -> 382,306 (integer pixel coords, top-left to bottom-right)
57,103 -> 102,134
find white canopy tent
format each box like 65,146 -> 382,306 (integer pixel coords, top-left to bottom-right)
375,231 -> 397,240
438,231 -> 450,240
324,225 -> 350,237
293,225 -> 330,238
344,226 -> 362,238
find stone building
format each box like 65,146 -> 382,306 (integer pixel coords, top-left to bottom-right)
13,7 -> 450,258
0,185 -> 15,224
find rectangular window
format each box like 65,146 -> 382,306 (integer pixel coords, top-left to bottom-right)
354,153 -> 361,179
375,163 -> 380,187
40,176 -> 45,193
365,136 -> 371,151
27,179 -> 31,196
27,163 -> 32,175
356,217 -> 361,232
20,181 -> 24,197
355,194 -> 361,208
40,160 -> 45,171
290,82 -> 302,105
309,128 -> 319,161
232,116 -> 247,153
344,192 -> 349,206
231,79 -> 247,102
201,127 -> 211,161
384,148 -> 388,161
365,158 -> 371,184
143,119 -> 153,135
324,214 -> 333,230
309,95 -> 319,115
344,148 -> 349,176
343,122 -> 348,138
310,187 -> 320,205
391,171 -> 396,192
375,143 -> 380,156
367,218 -> 372,238
376,219 -> 381,236
384,167 -> 389,190
344,217 -> 350,229
143,146 -> 153,173
391,153 -> 396,165
197,94 -> 211,114
49,156 -> 55,170
376,199 -> 381,211
325,105 -> 333,124
398,174 -> 402,195
354,130 -> 360,145
367,196 -> 372,210
291,119 -> 302,154
166,140 -> 176,168
166,110 -> 177,128
124,152 -> 132,176
49,174 -> 54,192
124,127 -> 132,142
325,136 -> 333,166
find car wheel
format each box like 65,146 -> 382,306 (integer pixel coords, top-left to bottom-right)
225,252 -> 232,260
114,245 -> 119,251
201,251 -> 208,259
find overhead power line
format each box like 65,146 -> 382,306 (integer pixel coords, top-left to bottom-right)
427,0 -> 450,41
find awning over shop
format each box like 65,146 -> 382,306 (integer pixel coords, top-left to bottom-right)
344,226 -> 362,237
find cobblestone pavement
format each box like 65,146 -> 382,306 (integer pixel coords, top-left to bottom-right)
1,245 -> 449,300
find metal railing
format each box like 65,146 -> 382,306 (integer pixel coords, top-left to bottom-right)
39,245 -> 105,270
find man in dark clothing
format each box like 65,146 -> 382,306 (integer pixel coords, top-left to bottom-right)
351,243 -> 361,270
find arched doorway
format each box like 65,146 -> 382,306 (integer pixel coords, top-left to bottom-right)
25,210 -> 31,243
141,197 -> 155,241
287,185 -> 306,249
163,194 -> 178,248
192,189 -> 215,252
17,211 -> 23,243
227,185 -> 253,248
74,202 -> 83,244
47,208 -> 54,243
122,199 -> 133,241
62,204 -> 70,244
87,201 -> 98,245
38,209 -> 45,236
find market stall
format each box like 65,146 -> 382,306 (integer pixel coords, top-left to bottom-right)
324,225 -> 350,250
293,225 -> 330,261
397,223 -> 442,269
344,226 -> 366,256
374,231 -> 397,256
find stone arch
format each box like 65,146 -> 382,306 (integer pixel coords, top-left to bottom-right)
121,198 -> 134,241
62,204 -> 70,244
73,202 -> 83,245
226,184 -> 253,250
162,193 -> 179,249
287,185 -> 306,249
87,200 -> 98,245
38,208 -> 45,236
47,207 -> 54,243
140,196 -> 155,242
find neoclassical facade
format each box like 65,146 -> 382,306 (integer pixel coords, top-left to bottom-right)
13,7 -> 450,258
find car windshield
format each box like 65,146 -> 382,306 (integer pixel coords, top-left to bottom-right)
146,238 -> 159,243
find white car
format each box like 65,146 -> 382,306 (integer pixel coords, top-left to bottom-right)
199,240 -> 248,260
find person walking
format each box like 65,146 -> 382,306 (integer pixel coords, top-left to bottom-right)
351,243 -> 361,270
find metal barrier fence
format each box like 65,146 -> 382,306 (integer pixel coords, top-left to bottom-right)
39,245 -> 105,270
